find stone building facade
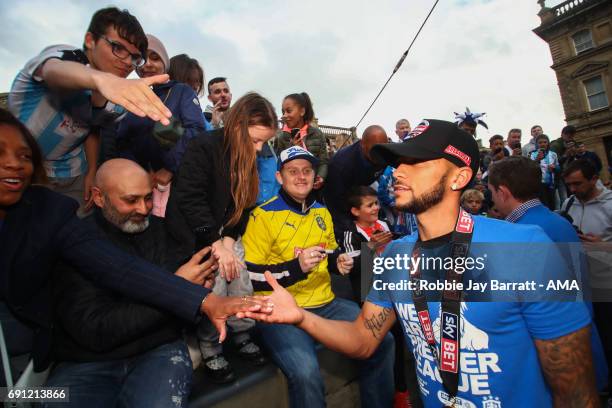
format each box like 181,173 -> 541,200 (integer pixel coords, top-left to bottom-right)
534,0 -> 612,181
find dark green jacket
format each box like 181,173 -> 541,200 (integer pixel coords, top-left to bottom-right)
549,138 -> 566,157
274,125 -> 329,179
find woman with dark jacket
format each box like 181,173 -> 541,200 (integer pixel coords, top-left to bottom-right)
116,35 -> 210,216
165,92 -> 277,382
0,108 -> 268,385
274,92 -> 328,190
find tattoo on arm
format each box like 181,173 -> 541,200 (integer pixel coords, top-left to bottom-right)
534,325 -> 598,408
364,307 -> 392,339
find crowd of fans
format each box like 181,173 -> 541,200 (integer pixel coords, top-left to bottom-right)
1,6 -> 611,408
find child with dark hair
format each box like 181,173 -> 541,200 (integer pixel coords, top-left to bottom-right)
342,186 -> 416,408
274,92 -> 329,190
168,53 -> 205,97
341,186 -> 392,301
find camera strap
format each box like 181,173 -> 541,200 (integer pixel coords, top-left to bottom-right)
410,208 -> 474,405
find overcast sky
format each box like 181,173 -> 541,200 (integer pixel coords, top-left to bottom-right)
0,0 -> 569,143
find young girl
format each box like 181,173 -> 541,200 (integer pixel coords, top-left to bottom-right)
168,53 -> 206,98
165,92 -> 277,383
274,92 -> 328,191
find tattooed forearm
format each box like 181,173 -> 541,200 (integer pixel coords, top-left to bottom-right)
534,325 -> 598,408
364,307 -> 392,339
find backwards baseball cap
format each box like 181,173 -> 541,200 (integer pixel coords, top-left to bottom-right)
371,119 -> 480,179
278,146 -> 319,170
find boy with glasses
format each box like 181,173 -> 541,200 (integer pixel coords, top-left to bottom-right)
8,7 -> 172,213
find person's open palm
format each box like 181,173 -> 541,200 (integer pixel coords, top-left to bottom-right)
237,271 -> 304,325
95,73 -> 173,124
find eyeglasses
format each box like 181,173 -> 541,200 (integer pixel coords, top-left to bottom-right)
100,35 -> 145,67
285,168 -> 314,177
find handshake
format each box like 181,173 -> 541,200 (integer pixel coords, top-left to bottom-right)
175,244 -> 355,339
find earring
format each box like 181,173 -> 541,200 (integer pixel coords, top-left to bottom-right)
451,183 -> 457,191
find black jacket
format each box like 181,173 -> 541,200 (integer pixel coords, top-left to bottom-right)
166,128 -> 251,261
323,142 -> 384,233
52,211 -> 181,362
0,186 -> 208,371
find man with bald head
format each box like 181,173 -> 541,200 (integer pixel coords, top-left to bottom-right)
46,159 -> 217,407
323,125 -> 389,235
93,158 -> 154,233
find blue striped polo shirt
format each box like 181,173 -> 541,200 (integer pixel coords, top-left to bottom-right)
9,44 -> 124,178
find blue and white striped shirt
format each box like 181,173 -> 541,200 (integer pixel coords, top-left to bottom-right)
9,44 -> 124,178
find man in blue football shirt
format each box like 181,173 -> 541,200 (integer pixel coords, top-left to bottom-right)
242,120 -> 599,407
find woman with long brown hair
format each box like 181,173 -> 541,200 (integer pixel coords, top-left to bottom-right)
165,92 -> 277,383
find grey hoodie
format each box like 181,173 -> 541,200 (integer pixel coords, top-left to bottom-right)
564,188 -> 612,241
563,188 -> 612,288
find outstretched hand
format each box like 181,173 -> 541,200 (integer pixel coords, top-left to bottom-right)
236,271 -> 305,325
175,247 -> 217,285
201,293 -> 273,342
94,73 -> 173,125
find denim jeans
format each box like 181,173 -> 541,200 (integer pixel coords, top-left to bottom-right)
257,297 -> 394,408
43,340 -> 192,408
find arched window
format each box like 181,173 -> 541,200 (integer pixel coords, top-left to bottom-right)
572,29 -> 594,54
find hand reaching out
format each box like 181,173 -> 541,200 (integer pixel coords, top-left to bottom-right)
236,272 -> 304,325
368,231 -> 393,249
93,72 -> 173,125
175,246 -> 218,285
201,293 -> 274,342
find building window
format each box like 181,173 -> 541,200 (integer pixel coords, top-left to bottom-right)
584,76 -> 609,111
572,29 -> 594,54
